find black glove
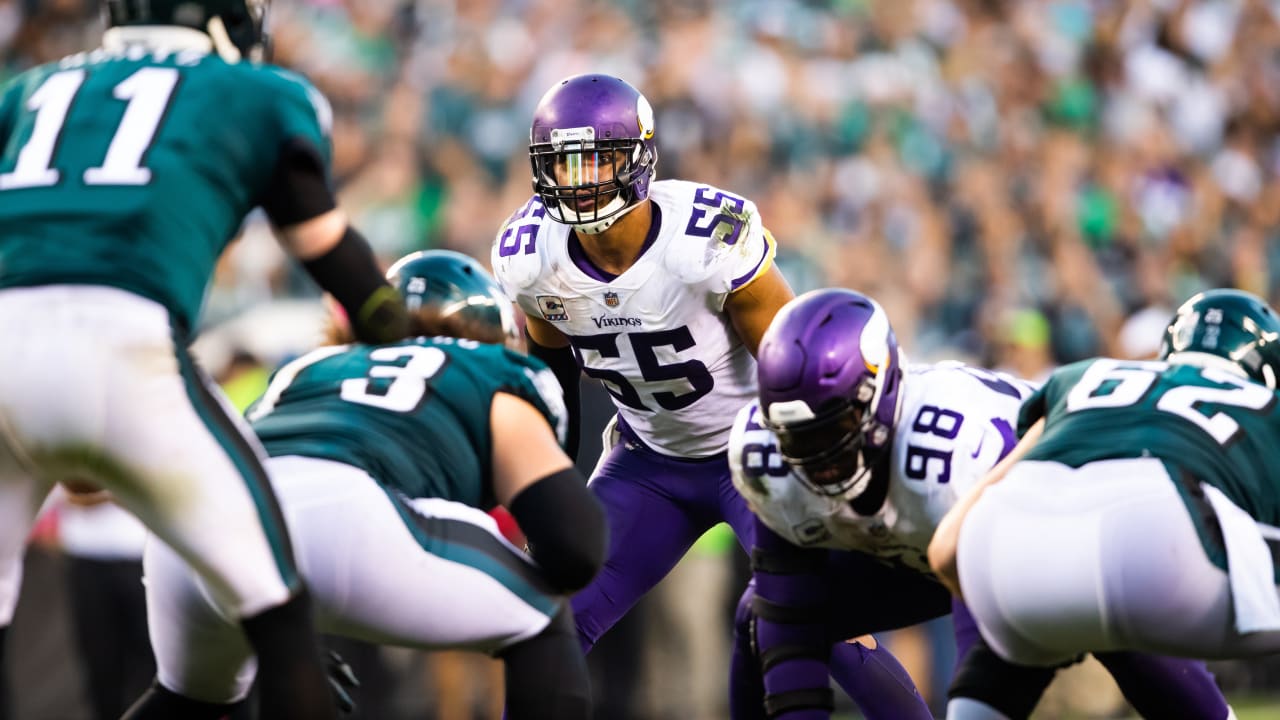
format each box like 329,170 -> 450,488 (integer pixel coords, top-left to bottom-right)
325,649 -> 360,715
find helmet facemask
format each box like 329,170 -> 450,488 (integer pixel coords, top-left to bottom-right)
769,375 -> 891,501
756,288 -> 905,504
530,133 -> 653,235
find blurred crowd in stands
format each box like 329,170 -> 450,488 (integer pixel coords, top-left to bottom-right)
8,0 -> 1280,371
5,0 -> 1280,717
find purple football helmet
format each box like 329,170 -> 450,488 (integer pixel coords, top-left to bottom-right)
529,74 -> 658,235
756,288 -> 904,501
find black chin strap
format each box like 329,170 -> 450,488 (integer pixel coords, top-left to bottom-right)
849,451 -> 891,516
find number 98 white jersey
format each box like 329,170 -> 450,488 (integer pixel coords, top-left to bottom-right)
491,179 -> 777,458
729,362 -> 1035,574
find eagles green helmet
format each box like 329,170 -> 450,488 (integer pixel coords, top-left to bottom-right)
104,0 -> 269,62
1159,288 -> 1280,389
386,250 -> 519,349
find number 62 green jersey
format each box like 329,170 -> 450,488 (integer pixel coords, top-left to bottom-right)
0,42 -> 332,335
1020,357 -> 1280,572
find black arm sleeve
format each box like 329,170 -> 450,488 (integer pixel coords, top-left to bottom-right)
258,137 -> 337,227
526,330 -> 582,459
301,226 -> 410,344
508,467 -> 607,593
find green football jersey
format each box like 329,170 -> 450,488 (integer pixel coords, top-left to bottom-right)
247,337 -> 567,510
1019,357 -> 1280,575
0,45 -> 331,334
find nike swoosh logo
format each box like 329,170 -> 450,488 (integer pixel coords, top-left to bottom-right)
971,431 -> 986,458
972,418 -> 1018,460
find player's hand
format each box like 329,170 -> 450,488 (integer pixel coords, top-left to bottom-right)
325,649 -> 360,715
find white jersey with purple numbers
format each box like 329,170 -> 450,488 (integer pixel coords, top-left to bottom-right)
729,362 -> 1034,574
491,179 -> 776,458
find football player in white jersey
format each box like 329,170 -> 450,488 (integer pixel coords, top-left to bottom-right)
491,74 -> 937,719
728,288 -> 1234,720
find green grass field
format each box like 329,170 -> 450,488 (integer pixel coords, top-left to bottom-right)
828,695 -> 1280,719
1102,697 -> 1280,720
1228,699 -> 1280,720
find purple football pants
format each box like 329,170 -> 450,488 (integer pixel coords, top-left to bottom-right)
571,437 -> 754,649
572,436 -> 934,720
729,519 -> 948,720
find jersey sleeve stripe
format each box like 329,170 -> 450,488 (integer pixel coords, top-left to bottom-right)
730,227 -> 778,292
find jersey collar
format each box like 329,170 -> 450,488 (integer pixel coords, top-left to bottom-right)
567,203 -> 663,283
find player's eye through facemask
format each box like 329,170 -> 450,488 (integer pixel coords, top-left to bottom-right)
531,139 -> 644,228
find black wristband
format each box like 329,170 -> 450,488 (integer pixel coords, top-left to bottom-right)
301,226 -> 409,344
526,330 -> 582,459
509,467 -> 606,593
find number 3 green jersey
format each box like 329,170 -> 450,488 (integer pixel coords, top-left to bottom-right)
0,45 -> 331,334
246,337 -> 568,510
1020,358 -> 1280,572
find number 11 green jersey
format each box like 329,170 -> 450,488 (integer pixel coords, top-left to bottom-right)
0,42 -> 331,334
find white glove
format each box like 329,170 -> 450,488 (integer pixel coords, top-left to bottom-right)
589,414 -> 622,480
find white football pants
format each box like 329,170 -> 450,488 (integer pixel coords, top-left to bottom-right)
958,457 -> 1280,666
145,455 -> 561,703
0,285 -> 296,625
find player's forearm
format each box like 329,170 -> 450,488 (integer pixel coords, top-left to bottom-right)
526,326 -> 582,459
509,467 -> 606,593
928,419 -> 1045,596
295,223 -> 409,344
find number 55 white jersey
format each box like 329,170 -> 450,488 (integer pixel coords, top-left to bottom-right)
491,179 -> 777,458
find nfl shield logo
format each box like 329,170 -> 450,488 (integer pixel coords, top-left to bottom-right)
604,291 -> 620,307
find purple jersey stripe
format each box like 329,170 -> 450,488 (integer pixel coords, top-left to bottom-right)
730,228 -> 775,291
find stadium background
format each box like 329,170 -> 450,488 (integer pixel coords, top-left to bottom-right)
4,0 -> 1280,717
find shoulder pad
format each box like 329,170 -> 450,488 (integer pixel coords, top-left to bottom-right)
265,68 -> 328,113
728,401 -> 785,500
265,66 -> 316,92
491,196 -> 552,295
481,344 -> 569,448
660,182 -> 770,291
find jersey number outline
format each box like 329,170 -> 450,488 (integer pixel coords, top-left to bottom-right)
0,67 -> 179,190
496,197 -> 546,257
740,407 -> 790,488
685,186 -> 746,245
1065,359 -> 1275,445
341,346 -> 448,413
570,326 -> 714,412
904,405 -> 965,484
